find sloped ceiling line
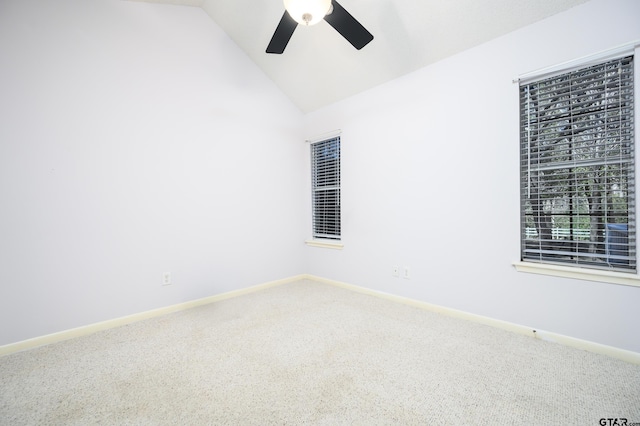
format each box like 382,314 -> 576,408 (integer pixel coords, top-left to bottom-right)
125,0 -> 590,112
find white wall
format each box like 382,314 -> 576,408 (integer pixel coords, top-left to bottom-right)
0,0 -> 306,346
303,0 -> 640,352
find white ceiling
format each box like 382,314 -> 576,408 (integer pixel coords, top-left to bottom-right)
127,0 -> 590,112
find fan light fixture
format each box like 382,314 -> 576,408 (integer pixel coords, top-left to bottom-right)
283,0 -> 332,26
267,0 -> 373,54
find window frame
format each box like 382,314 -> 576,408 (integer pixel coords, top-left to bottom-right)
514,44 -> 640,287
306,134 -> 343,249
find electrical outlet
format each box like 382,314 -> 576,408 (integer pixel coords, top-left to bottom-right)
162,272 -> 172,286
392,265 -> 400,277
403,266 -> 411,279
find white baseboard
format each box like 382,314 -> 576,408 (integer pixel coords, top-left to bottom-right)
3,273 -> 639,366
305,274 -> 640,365
0,275 -> 306,357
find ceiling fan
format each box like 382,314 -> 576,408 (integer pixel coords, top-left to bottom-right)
266,0 -> 374,54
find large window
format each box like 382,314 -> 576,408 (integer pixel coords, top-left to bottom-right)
519,55 -> 635,272
311,136 -> 341,240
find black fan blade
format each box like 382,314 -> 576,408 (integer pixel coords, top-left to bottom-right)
266,11 -> 298,54
324,0 -> 373,50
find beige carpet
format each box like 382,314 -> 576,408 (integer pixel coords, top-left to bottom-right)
1,279 -> 639,425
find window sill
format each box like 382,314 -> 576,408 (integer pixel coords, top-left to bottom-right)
513,261 -> 640,288
305,239 -> 344,250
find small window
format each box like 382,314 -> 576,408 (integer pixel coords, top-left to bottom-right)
311,136 -> 341,240
519,55 -> 635,272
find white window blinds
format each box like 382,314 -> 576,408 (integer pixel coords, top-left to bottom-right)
519,55 -> 636,272
311,137 -> 341,240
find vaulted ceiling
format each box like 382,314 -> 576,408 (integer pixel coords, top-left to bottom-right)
127,0 -> 590,112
